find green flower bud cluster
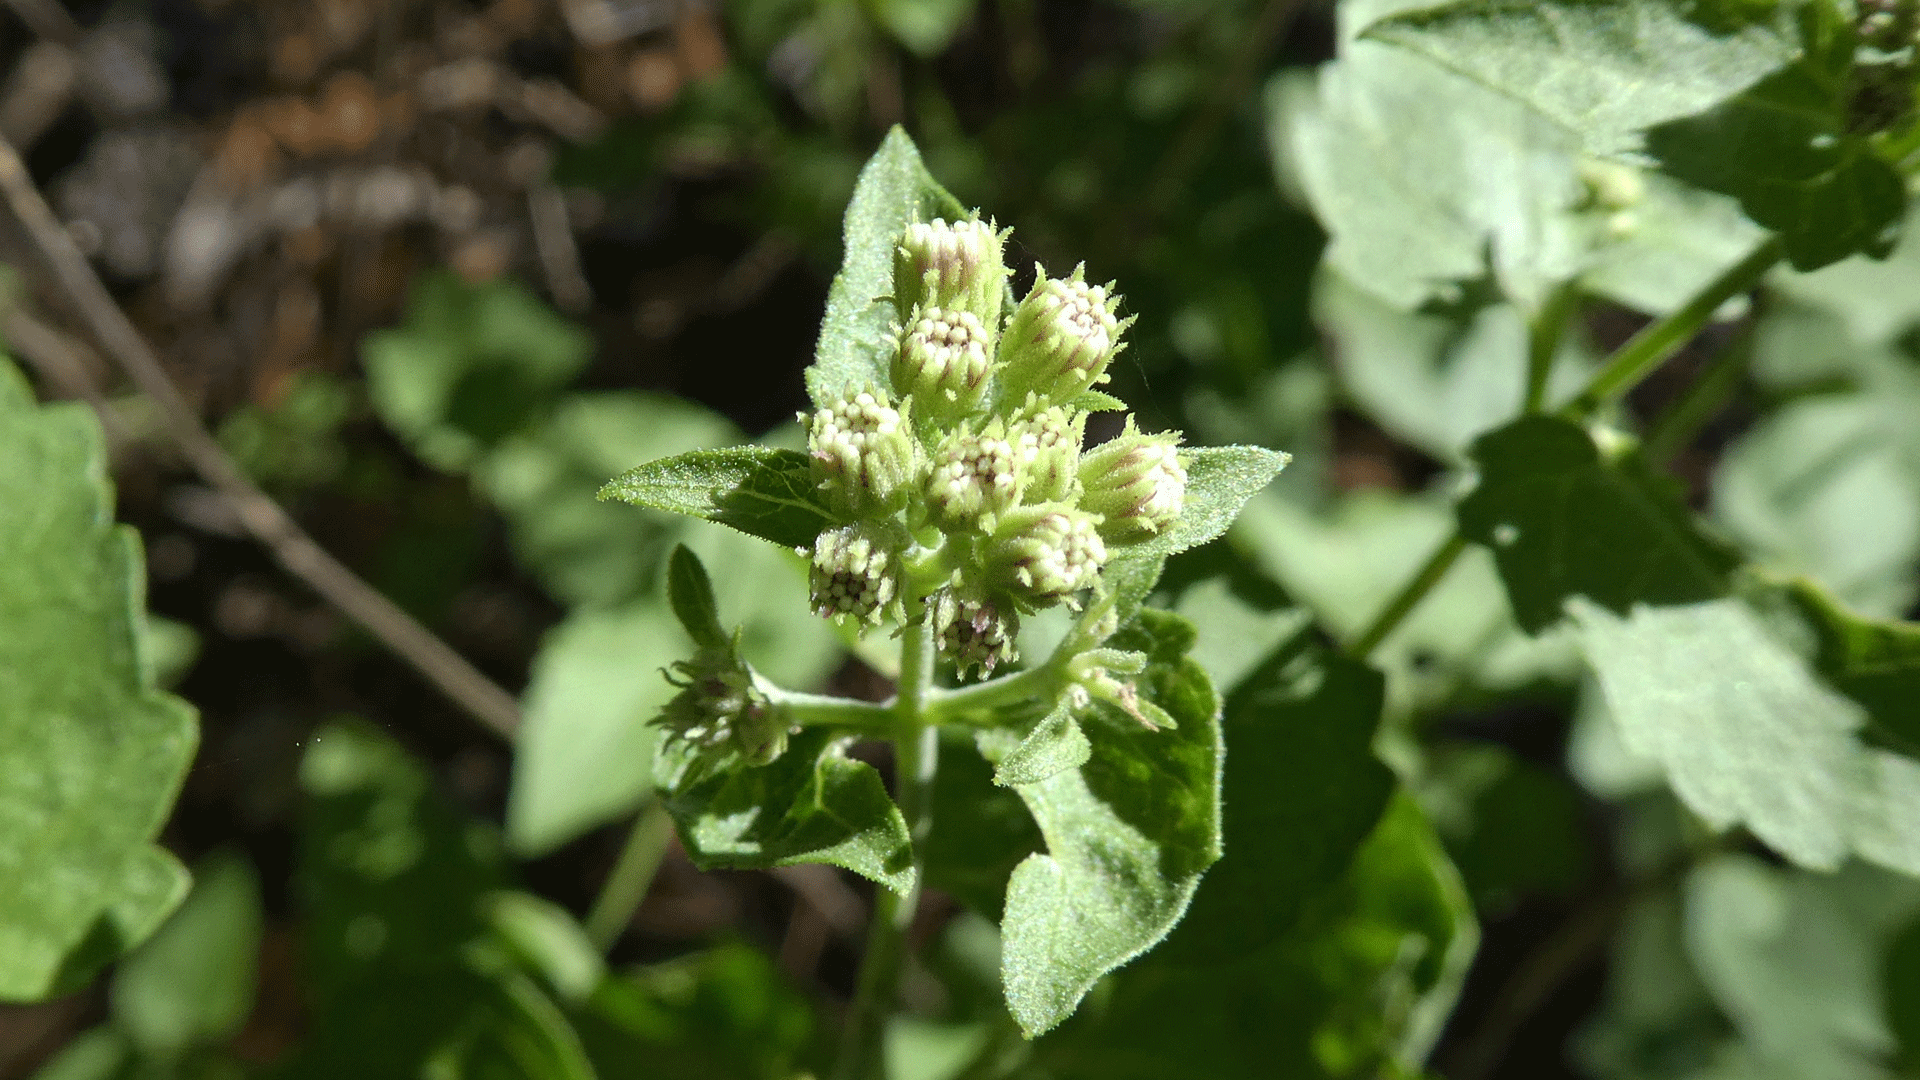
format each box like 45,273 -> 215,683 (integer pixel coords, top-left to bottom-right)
800,216 -> 1186,676
659,632 -> 786,767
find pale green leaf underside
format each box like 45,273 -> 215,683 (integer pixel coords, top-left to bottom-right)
807,125 -> 968,407
1362,0 -> 1796,154
0,362 -> 197,1002
1575,596 -> 1920,876
597,445 -> 837,550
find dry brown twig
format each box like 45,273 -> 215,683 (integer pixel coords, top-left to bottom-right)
0,132 -> 523,740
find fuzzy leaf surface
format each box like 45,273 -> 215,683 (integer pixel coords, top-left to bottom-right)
1361,0 -> 1795,154
807,126 -> 967,406
1576,595 -> 1920,876
0,363 -> 197,1002
993,609 -> 1223,1036
993,699 -> 1092,787
598,446 -> 836,550
660,729 -> 916,895
1459,415 -> 1738,632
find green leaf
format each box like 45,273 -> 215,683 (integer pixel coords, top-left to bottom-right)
508,604 -> 682,857
993,609 -> 1224,1037
992,699 -> 1091,787
1103,445 -> 1290,617
1648,28 -> 1907,272
666,545 -> 727,650
1890,909 -> 1920,1069
660,728 -> 916,895
1159,630 -> 1395,964
867,0 -> 975,56
1791,582 -> 1920,754
579,943 -> 817,1080
1361,0 -> 1795,155
0,362 -> 197,1002
924,732 -> 1043,919
1270,3 -> 1589,311
1032,795 -> 1477,1079
1574,593 -> 1920,875
1068,389 -> 1129,413
1771,204 -> 1920,347
1684,855 -> 1920,1077
1712,389 -> 1920,618
364,270 -> 593,472
1459,416 -> 1739,632
110,852 -> 263,1053
483,891 -> 606,1006
598,446 -> 837,550
807,126 -> 967,407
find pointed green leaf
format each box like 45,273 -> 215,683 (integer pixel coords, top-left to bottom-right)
807,126 -> 967,407
992,699 -> 1091,788
993,609 -> 1223,1036
1459,415 -> 1739,632
1361,0 -> 1795,155
1104,445 -> 1291,617
0,362 -> 198,1002
1791,582 -> 1920,755
661,728 -> 916,895
666,545 -> 727,649
1575,593 -> 1920,876
598,446 -> 837,550
110,852 -> 264,1053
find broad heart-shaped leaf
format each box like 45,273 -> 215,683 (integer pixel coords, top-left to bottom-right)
1459,415 -> 1739,633
924,732 -> 1045,919
0,363 -> 196,1002
806,126 -> 967,407
992,699 -> 1091,787
1360,0 -> 1795,155
1103,445 -> 1290,618
110,852 -> 263,1054
659,728 -> 916,895
1030,795 -> 1477,1079
598,445 -> 837,550
1574,593 -> 1920,876
990,609 -> 1223,1037
1158,628 -> 1396,964
1647,18 -> 1907,272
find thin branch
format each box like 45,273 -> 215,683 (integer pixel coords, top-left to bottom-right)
0,133 -> 523,740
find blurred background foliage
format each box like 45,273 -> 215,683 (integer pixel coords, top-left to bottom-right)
3,0 -> 1920,1077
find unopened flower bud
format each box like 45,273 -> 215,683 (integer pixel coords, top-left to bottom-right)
806,392 -> 918,514
984,504 -> 1107,607
997,266 -> 1131,407
933,588 -> 1020,679
659,633 -> 785,765
893,305 -> 994,418
925,422 -> 1022,532
1010,406 -> 1084,504
809,523 -> 904,628
1078,419 -> 1186,541
894,217 -> 1008,327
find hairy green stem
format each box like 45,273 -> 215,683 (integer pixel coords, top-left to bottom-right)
833,611 -> 939,1080
1524,285 -> 1577,413
1347,237 -> 1784,658
767,687 -> 899,733
1641,319 -> 1757,467
1346,532 -> 1469,661
583,801 -> 673,951
1560,237 -> 1783,419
